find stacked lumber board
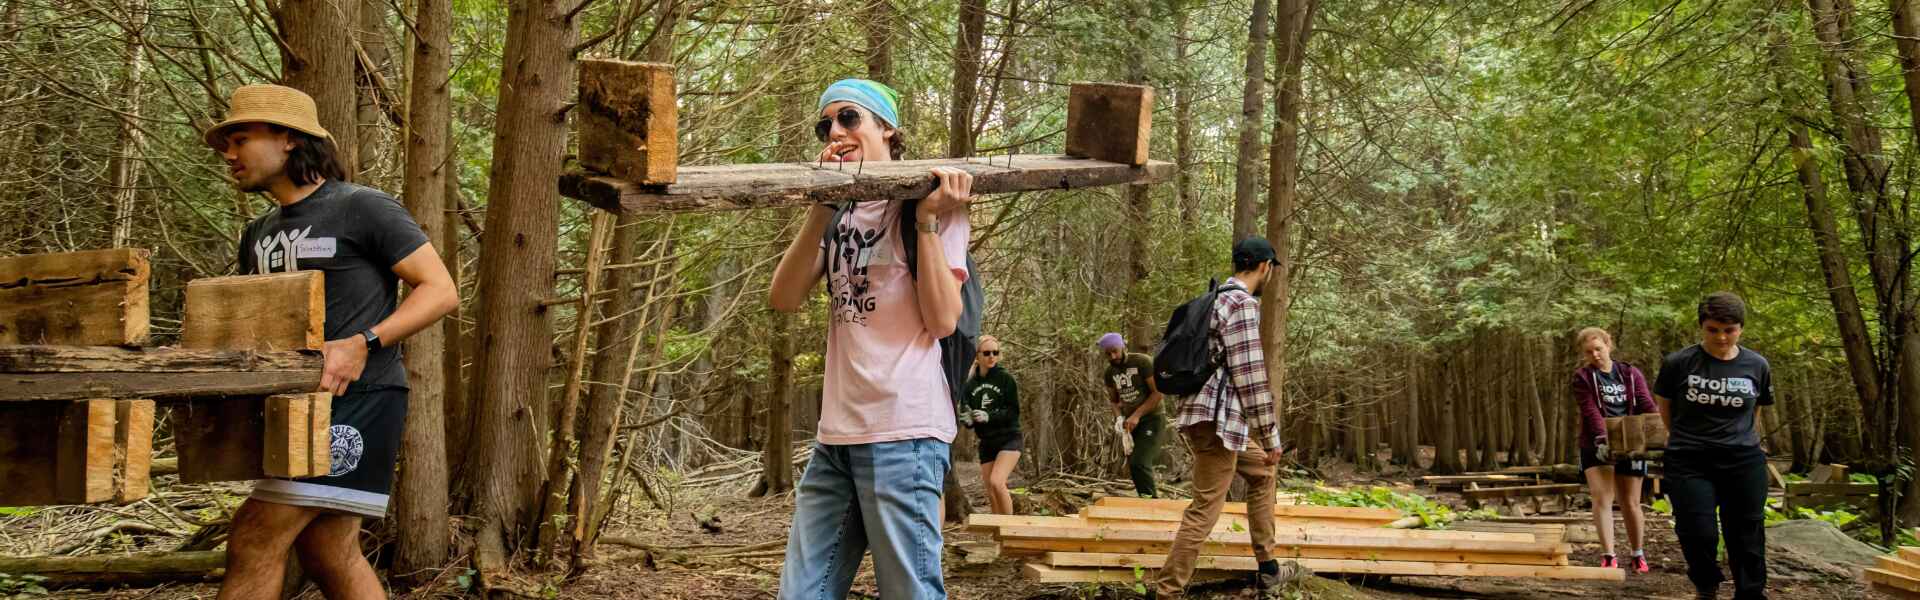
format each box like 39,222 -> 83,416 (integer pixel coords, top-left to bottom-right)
1417,474 -> 1541,491
968,496 -> 1623,583
1868,547 -> 1920,599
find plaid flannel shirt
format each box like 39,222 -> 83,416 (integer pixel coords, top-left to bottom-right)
1172,278 -> 1280,453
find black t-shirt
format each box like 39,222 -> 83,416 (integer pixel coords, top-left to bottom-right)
1595,368 -> 1630,418
1652,344 -> 1774,451
238,180 -> 430,393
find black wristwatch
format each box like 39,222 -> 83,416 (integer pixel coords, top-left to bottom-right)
360,329 -> 381,350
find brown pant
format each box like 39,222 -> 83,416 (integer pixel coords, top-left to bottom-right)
1154,422 -> 1276,597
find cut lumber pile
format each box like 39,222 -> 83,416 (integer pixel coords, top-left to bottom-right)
1784,482 -> 1878,513
969,495 -> 1622,584
1868,547 -> 1920,599
0,252 -> 330,507
1417,474 -> 1541,491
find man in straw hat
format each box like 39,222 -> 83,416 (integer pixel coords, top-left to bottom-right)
206,84 -> 458,599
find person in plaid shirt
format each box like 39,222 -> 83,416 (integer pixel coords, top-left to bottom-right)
1151,237 -> 1295,599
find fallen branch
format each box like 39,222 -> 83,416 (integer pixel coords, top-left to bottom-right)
50,521 -> 178,556
0,550 -> 224,586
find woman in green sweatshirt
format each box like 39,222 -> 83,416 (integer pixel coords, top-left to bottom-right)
962,335 -> 1021,514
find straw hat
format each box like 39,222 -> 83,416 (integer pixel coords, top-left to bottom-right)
203,84 -> 332,150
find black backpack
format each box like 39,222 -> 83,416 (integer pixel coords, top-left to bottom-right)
1152,278 -> 1230,395
826,200 -> 986,410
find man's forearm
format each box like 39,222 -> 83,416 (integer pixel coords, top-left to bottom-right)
1129,392 -> 1163,421
369,280 -> 457,345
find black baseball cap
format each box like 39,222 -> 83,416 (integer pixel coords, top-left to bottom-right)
1232,237 -> 1281,270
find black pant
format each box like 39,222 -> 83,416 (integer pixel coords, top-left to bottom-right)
1666,446 -> 1770,599
1127,413 -> 1166,497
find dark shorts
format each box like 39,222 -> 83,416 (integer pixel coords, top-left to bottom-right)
978,431 -> 1024,463
251,386 -> 408,518
1581,446 -> 1648,477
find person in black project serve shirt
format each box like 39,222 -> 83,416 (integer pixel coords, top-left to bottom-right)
1570,327 -> 1657,573
961,335 -> 1022,515
1653,292 -> 1774,600
206,84 -> 459,600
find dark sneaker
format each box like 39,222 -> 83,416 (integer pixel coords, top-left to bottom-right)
1253,560 -> 1305,598
1600,554 -> 1617,569
1632,555 -> 1650,573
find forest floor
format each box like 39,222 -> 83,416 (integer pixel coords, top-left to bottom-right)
11,460 -> 1893,599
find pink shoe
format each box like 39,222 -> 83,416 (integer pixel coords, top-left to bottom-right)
1632,555 -> 1650,573
1600,554 -> 1617,569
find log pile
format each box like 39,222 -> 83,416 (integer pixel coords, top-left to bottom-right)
966,496 -> 1624,584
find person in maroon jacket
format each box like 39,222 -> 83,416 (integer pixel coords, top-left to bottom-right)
1571,327 -> 1658,573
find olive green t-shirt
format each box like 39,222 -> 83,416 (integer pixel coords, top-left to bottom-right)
1105,352 -> 1158,415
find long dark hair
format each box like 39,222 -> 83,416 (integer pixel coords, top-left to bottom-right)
887,128 -> 909,160
272,125 -> 348,185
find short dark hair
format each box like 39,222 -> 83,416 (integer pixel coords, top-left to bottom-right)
271,125 -> 348,186
1698,291 -> 1746,325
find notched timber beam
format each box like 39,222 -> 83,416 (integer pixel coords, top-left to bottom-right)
0,345 -> 322,402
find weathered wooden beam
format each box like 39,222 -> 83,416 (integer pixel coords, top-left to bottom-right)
560,155 -> 1174,214
113,399 -> 154,503
174,396 -> 266,483
0,346 -> 321,402
1066,82 -> 1153,166
0,550 -> 226,587
578,59 -> 677,185
0,249 -> 150,346
1461,484 -> 1584,500
181,272 -> 325,351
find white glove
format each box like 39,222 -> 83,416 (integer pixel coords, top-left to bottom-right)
958,410 -> 974,427
1116,416 -> 1134,455
971,409 -> 990,424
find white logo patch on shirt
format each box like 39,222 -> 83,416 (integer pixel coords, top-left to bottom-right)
295,237 -> 338,258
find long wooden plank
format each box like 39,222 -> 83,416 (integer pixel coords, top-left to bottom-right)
1001,539 -> 1568,566
1091,496 -> 1392,520
0,550 -> 226,587
1082,505 -> 1397,528
0,249 -> 150,346
995,525 -> 1567,556
1870,568 -> 1920,595
1462,484 -> 1583,499
1024,563 -> 1234,585
0,346 -> 321,402
181,272 -> 324,351
1877,555 -> 1920,581
1038,553 -> 1623,581
973,512 -> 1543,543
1900,547 -> 1920,565
1786,482 -> 1877,496
559,155 -> 1175,214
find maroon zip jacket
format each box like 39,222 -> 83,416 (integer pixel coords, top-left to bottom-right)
1570,362 -> 1657,449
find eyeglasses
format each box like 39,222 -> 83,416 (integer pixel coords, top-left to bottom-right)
980,350 -> 1001,357
815,107 -> 863,142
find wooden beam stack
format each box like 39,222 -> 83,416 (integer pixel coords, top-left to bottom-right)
0,251 -> 331,507
1868,547 -> 1920,599
968,496 -> 1623,584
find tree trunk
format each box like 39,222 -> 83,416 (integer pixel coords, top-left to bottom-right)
1123,0 -> 1154,351
462,0 -> 580,554
864,0 -> 896,86
107,0 -> 147,249
390,0 -> 453,583
1435,358 -> 1461,474
1262,0 -> 1314,465
275,0 -> 360,175
355,0 -> 393,179
1173,0 -> 1196,232
1886,0 -> 1920,524
758,313 -> 796,495
442,126 -> 469,477
1233,0 -> 1272,242
948,0 -> 986,158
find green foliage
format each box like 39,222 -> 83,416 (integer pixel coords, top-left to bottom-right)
0,574 -> 48,598
1297,485 -> 1461,527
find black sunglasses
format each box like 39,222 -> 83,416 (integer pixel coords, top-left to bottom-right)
980,350 -> 1001,357
815,107 -> 863,142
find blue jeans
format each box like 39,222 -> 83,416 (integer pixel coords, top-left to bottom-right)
778,438 -> 951,600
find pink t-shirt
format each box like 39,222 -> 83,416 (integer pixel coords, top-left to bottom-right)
817,200 -> 969,445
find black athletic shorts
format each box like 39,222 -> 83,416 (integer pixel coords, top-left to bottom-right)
1580,446 -> 1647,477
978,431 -> 1024,463
251,385 -> 409,517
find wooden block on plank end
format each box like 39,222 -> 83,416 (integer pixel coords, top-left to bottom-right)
1066,82 -> 1153,166
579,59 -> 677,185
114,399 -> 154,503
175,396 -> 268,484
0,248 -> 150,346
265,393 -> 332,478
57,399 -> 119,504
181,272 -> 324,351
